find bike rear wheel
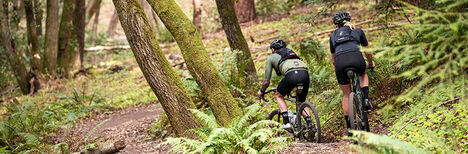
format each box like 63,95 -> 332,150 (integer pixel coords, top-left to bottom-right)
297,102 -> 321,143
349,92 -> 370,131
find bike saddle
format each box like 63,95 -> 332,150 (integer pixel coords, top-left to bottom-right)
344,67 -> 358,79
296,83 -> 304,94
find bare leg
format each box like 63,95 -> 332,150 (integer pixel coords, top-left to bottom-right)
298,102 -> 311,117
276,91 -> 288,112
359,71 -> 369,88
339,84 -> 352,116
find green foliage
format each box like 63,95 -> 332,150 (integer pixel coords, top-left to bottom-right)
159,103 -> 290,154
372,1 -> 468,152
156,27 -> 176,43
256,0 -> 304,16
349,131 -> 429,154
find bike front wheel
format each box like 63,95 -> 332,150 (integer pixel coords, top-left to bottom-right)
297,102 -> 321,143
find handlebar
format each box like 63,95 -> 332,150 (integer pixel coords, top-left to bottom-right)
260,89 -> 277,102
367,66 -> 376,79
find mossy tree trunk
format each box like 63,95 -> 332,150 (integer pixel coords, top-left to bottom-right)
57,0 -> 76,77
112,0 -> 201,137
148,0 -> 243,126
215,0 -> 257,88
234,0 -> 256,23
24,0 -> 43,72
43,0 -> 59,75
0,0 -> 30,94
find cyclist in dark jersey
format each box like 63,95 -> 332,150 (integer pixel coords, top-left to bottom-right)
257,39 -> 311,130
329,11 -> 375,136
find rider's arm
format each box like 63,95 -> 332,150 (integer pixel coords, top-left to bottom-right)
329,37 -> 335,66
359,29 -> 374,67
260,56 -> 274,92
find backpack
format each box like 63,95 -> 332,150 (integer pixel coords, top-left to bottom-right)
273,48 -> 301,76
332,27 -> 357,47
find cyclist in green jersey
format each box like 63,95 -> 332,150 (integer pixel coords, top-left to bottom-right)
257,39 -> 311,130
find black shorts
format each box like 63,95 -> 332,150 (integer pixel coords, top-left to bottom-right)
334,51 -> 366,85
277,70 -> 310,102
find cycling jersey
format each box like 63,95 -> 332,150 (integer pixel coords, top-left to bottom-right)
329,26 -> 368,56
264,48 -> 308,80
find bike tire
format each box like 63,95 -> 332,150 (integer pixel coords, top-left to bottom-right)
267,109 -> 281,122
349,92 -> 357,130
298,102 -> 321,143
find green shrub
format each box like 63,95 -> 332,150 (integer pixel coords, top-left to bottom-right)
159,103 -> 290,154
350,131 -> 429,154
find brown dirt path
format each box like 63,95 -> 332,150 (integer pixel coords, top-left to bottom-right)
63,102 -> 171,153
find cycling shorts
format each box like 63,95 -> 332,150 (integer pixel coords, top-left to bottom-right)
277,70 -> 310,102
334,51 -> 366,85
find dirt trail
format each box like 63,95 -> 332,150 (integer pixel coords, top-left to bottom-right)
65,103 -> 171,153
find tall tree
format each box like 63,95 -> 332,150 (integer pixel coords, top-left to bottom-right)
192,0 -> 202,34
43,0 -> 59,74
24,0 -> 42,72
148,0 -> 243,126
106,9 -> 119,37
234,0 -> 256,23
0,0 -> 30,94
57,0 -> 76,77
215,0 -> 257,87
74,0 -> 85,69
34,0 -> 43,36
112,0 -> 201,137
90,0 -> 100,45
85,0 -> 101,25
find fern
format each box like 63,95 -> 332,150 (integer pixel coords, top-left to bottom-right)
160,103 -> 289,154
349,131 -> 429,154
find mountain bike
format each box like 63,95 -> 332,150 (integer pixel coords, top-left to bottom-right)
261,86 -> 321,142
346,66 -> 375,132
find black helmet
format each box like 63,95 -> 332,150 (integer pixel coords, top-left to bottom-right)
333,11 -> 351,25
270,39 -> 286,50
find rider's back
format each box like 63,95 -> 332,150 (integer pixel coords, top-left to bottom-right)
330,26 -> 368,56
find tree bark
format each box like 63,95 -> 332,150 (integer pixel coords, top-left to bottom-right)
215,0 -> 257,88
43,0 -> 59,75
112,0 -> 201,137
24,0 -> 42,72
106,9 -> 119,37
192,0 -> 202,34
74,0 -> 85,69
57,0 -> 76,77
34,0 -> 43,36
0,0 -> 30,94
148,0 -> 243,126
234,0 -> 256,23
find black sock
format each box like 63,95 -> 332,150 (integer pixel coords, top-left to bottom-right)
305,116 -> 312,124
362,86 -> 369,100
281,111 -> 289,124
345,116 -> 352,137
344,116 -> 351,129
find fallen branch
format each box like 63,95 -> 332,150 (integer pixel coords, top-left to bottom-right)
85,45 -> 130,52
73,140 -> 126,154
393,96 -> 465,138
0,86 -> 19,97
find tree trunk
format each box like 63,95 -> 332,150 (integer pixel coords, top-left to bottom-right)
215,0 -> 257,88
106,9 -> 119,37
192,0 -> 202,34
74,0 -> 85,69
234,0 -> 256,23
24,0 -> 42,72
85,0 -> 101,25
43,0 -> 59,75
57,0 -> 76,77
112,0 -> 201,137
148,0 -> 243,126
0,0 -> 30,94
91,1 -> 100,45
34,0 -> 43,36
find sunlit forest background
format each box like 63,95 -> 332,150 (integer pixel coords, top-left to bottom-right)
0,0 -> 466,153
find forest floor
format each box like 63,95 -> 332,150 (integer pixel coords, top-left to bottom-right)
64,101 -> 389,153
